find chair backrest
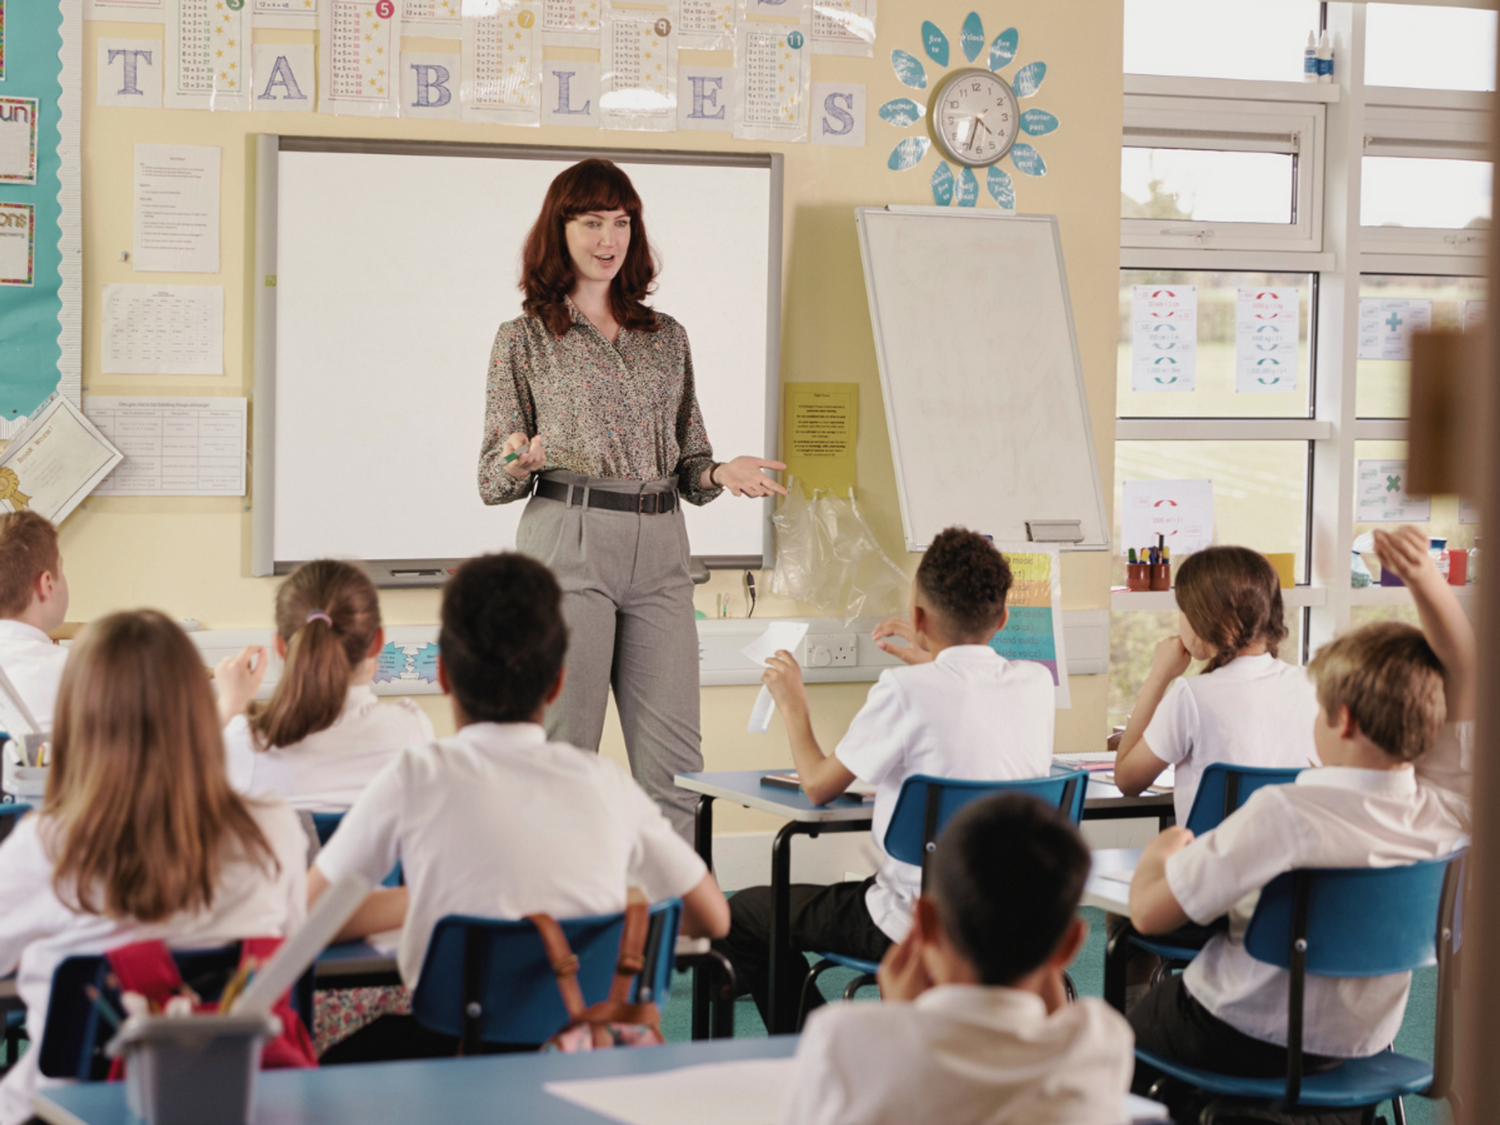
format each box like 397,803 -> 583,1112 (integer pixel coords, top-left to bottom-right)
309,810 -> 402,888
410,898 -> 682,1049
0,802 -> 30,846
39,944 -> 318,1081
883,767 -> 1087,887
1183,763 -> 1304,837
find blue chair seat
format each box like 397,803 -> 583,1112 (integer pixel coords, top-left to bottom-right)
1136,1048 -> 1433,1108
1128,935 -> 1208,963
818,952 -> 879,975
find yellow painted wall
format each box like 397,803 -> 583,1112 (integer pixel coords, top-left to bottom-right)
70,1 -> 1123,832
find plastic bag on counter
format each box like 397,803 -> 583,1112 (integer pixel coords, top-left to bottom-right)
770,478 -> 910,625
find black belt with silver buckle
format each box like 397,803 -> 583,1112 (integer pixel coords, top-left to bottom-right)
533,477 -> 678,515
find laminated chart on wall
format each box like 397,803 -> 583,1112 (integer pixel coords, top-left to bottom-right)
462,2 -> 540,126
1121,479 -> 1214,557
0,203 -> 33,288
0,98 -> 39,185
404,0 -> 460,35
166,0 -> 252,111
1465,300 -> 1486,332
1131,284 -> 1196,392
319,0 -> 403,117
541,0 -> 600,46
989,545 -> 1069,709
679,0 -> 732,49
1357,298 -> 1432,361
85,397 -> 246,497
1357,459 -> 1430,523
733,19 -> 810,141
1234,287 -> 1299,394
102,284 -> 223,375
253,0 -> 317,29
811,0 -> 875,57
600,5 -> 677,133
85,0 -> 166,22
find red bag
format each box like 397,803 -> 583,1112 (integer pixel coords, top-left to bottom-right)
103,937 -> 318,1075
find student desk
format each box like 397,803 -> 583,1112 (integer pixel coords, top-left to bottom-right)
1084,847 -> 1142,1013
315,940 -> 399,989
674,771 -> 1172,1036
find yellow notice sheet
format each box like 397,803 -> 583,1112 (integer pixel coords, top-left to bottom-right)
783,382 -> 857,497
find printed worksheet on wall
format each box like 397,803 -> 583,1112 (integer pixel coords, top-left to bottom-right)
85,398 -> 247,497
461,2 -> 540,126
601,5 -> 678,131
541,0 -> 600,47
166,0 -> 252,111
85,0 -> 167,23
811,0 -> 875,56
679,0 -> 733,49
319,0 -> 403,117
733,20 -> 810,141
404,0 -> 461,35
254,0 -> 317,29
102,284 -> 224,375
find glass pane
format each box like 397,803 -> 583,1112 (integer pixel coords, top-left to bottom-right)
1351,439 -> 1481,587
1123,149 -> 1296,224
1366,4 -> 1497,92
1356,275 -> 1485,419
1108,609 -> 1304,732
1113,441 -> 1311,587
1124,0 -> 1321,83
1361,157 -> 1493,231
1119,270 -> 1315,419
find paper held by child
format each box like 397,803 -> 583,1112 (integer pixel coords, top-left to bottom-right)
742,622 -> 810,734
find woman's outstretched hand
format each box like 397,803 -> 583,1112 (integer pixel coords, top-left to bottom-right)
501,433 -> 545,480
712,456 -> 788,498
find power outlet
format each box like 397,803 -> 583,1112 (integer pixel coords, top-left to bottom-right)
807,633 -> 858,668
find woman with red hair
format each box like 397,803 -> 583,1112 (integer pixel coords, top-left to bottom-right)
477,158 -> 783,837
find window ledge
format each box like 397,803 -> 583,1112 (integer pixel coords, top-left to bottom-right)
1112,587 -> 1328,612
1348,585 -> 1477,607
1125,74 -> 1341,104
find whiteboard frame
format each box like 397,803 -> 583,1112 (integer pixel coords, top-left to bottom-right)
855,206 -> 1111,553
251,135 -> 783,584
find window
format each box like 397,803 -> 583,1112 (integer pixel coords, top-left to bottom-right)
1355,274 -> 1485,418
1123,149 -> 1296,225
1124,0 -> 1323,84
1366,4 -> 1497,92
1361,158 -> 1492,232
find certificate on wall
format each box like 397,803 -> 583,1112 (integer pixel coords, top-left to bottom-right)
0,98 -> 38,185
0,394 -> 123,524
0,202 -> 34,287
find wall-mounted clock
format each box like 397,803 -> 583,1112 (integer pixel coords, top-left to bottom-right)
928,67 -> 1020,167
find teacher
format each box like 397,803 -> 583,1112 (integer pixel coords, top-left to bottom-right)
477,158 -> 785,838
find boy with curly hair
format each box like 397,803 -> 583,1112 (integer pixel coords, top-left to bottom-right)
716,527 -> 1055,1028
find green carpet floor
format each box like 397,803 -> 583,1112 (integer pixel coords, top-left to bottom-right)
661,907 -> 1453,1124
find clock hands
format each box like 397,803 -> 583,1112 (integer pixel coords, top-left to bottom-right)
966,113 -> 994,154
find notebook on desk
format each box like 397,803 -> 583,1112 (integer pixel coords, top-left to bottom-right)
761,772 -> 877,801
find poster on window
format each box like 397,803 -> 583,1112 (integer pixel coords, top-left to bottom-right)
1464,300 -> 1486,333
1121,479 -> 1214,558
1357,459 -> 1430,523
1234,287 -> 1299,393
1131,285 -> 1196,393
1357,298 -> 1432,361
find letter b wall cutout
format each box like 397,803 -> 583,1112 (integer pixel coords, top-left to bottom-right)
811,82 -> 865,147
402,53 -> 461,120
98,38 -> 163,108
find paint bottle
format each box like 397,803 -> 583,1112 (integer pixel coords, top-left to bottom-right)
1317,31 -> 1333,84
1303,32 -> 1319,82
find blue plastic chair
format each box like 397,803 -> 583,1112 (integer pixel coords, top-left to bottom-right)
0,803 -> 29,1071
1122,764 -> 1305,970
411,898 -> 682,1054
797,767 -> 1088,1027
310,811 -> 403,888
37,944 -> 318,1081
1136,850 -> 1466,1122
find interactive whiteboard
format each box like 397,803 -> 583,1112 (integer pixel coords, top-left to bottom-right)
856,207 -> 1109,552
252,137 -> 782,583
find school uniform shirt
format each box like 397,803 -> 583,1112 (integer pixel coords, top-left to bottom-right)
1142,653 -> 1321,824
834,646 -> 1055,943
314,722 -> 709,987
0,800 -> 307,1125
0,620 -> 68,732
1165,720 -> 1473,1058
779,986 -> 1134,1125
223,684 -> 434,813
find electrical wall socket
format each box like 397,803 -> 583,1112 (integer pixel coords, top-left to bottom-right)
805,633 -> 858,668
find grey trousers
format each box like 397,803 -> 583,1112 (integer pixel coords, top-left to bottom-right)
515,471 -> 704,840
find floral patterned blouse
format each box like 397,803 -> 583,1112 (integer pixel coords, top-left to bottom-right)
477,301 -> 723,507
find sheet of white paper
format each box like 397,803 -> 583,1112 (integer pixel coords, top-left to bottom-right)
545,1058 -> 796,1125
86,0 -> 167,22
1357,459 -> 1431,523
101,284 -> 223,375
133,144 -> 221,273
748,686 -> 777,735
1098,870 -> 1135,885
1126,1093 -> 1172,1122
1357,298 -> 1432,361
253,0 -> 317,30
1234,286 -> 1299,394
366,928 -> 402,956
1120,479 -> 1214,558
86,397 -> 246,497
318,0 -> 403,118
165,0 -> 252,111
98,39 -> 165,109
1132,284 -> 1197,392
0,395 -> 124,525
740,621 -> 809,667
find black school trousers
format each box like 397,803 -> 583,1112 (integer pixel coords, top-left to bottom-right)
1130,976 -> 1373,1125
713,877 -> 893,1030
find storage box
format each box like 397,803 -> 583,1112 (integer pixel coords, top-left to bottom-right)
109,1014 -> 277,1125
1262,553 -> 1296,590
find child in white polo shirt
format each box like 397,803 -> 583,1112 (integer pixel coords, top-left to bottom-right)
0,511 -> 69,731
720,527 -> 1054,1029
309,551 -> 729,1054
1128,526 -> 1475,1125
780,794 -> 1133,1125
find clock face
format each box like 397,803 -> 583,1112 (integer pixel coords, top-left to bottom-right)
930,68 -> 1020,168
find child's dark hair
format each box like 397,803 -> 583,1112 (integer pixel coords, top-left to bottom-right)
915,527 -> 1013,640
1174,546 -> 1288,673
929,794 -> 1089,986
440,553 -> 568,723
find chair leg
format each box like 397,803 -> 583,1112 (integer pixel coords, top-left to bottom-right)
1390,1096 -> 1406,1125
795,961 -> 840,1032
1063,971 -> 1078,1003
842,974 -> 877,1002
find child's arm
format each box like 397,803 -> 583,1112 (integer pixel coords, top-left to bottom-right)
871,617 -> 935,665
679,872 -> 731,939
213,645 -> 267,726
1373,526 -> 1477,722
1128,826 -> 1195,934
763,650 -> 856,805
307,869 -> 409,942
1111,637 -> 1191,796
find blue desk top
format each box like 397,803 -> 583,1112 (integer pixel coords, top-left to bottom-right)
675,770 -> 875,822
34,1037 -> 800,1125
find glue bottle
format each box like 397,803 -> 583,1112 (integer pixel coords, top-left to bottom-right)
1317,31 -> 1333,84
1303,32 -> 1319,82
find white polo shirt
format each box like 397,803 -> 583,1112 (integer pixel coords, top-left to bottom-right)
1143,654 -> 1321,824
223,684 -> 434,812
0,620 -> 68,733
1165,721 -> 1472,1058
314,722 -> 709,987
0,800 -> 307,1125
779,985 -> 1134,1125
834,646 -> 1054,943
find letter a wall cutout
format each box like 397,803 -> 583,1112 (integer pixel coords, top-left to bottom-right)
402,53 -> 462,120
98,38 -> 164,108
810,82 -> 864,146
252,45 -> 316,113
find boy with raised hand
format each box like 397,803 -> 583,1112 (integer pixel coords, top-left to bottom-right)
779,794 -> 1133,1125
1128,525 -> 1475,1125
0,511 -> 69,730
719,527 -> 1054,1028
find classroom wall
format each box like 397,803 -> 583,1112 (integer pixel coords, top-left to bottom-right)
67,0 -> 1124,833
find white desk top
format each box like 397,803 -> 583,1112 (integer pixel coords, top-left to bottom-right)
1082,847 -> 1141,914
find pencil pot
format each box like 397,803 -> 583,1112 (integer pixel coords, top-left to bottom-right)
109,1014 -> 277,1125
1150,563 -> 1171,592
1126,563 -> 1151,591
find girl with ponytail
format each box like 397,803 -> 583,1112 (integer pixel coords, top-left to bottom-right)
217,561 -> 433,812
1110,545 -> 1320,824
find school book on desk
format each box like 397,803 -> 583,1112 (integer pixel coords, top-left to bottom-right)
761,773 -> 877,801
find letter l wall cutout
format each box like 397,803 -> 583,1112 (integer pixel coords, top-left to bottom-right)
542,63 -> 601,128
